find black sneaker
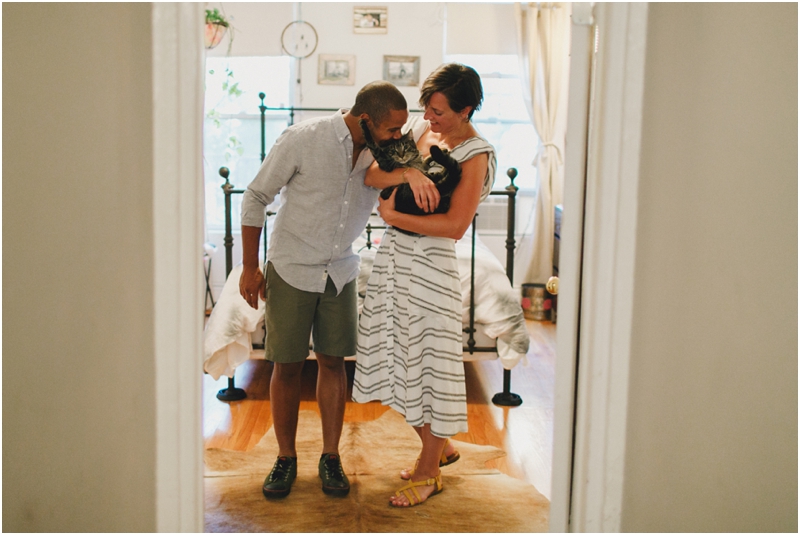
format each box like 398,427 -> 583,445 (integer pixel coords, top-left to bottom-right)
318,453 -> 350,496
262,456 -> 297,499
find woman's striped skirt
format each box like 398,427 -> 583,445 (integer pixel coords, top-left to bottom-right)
352,228 -> 468,437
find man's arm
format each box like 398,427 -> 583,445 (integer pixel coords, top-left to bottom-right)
238,129 -> 297,309
239,225 -> 264,309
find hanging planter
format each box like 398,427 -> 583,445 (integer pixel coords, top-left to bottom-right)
205,22 -> 227,49
204,9 -> 232,51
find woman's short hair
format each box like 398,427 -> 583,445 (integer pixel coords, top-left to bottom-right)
419,63 -> 483,119
351,81 -> 407,125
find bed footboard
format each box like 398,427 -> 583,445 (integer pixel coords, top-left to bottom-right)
469,169 -> 523,407
216,167 -> 248,401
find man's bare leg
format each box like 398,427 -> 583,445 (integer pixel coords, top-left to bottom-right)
314,352 -> 351,495
270,360 -> 305,456
315,352 -> 346,454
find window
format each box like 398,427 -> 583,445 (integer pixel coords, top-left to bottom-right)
203,56 -> 292,229
445,54 -> 540,193
445,54 -> 539,242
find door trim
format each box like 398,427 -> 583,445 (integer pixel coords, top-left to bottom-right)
568,3 -> 649,532
549,3 -> 594,532
152,3 -> 205,532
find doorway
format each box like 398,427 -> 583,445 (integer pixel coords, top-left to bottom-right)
152,3 -> 651,532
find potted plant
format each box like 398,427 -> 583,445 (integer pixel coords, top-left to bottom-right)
205,8 -> 233,52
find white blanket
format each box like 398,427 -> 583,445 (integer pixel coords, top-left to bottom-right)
203,231 -> 529,379
203,264 -> 265,380
454,234 -> 529,370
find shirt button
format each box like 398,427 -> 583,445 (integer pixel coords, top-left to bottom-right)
340,224 -> 343,228
345,201 -> 348,205
335,245 -> 339,248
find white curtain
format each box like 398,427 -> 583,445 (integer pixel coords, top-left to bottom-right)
514,3 -> 572,284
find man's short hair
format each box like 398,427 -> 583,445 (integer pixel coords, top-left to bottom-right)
351,81 -> 407,125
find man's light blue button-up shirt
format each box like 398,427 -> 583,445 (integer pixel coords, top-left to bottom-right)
241,109 -> 378,294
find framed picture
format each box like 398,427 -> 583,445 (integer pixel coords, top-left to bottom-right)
318,54 -> 355,86
383,55 -> 420,86
354,6 -> 388,34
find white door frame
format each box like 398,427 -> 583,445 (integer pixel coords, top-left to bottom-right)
549,2 -> 594,531
150,2 -> 649,532
550,2 -> 649,532
152,3 -> 205,532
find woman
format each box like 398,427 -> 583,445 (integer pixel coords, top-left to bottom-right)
352,63 -> 496,507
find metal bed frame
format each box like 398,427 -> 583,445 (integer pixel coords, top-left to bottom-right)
214,94 -> 523,407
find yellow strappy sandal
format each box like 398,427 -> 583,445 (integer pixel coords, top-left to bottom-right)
400,438 -> 460,480
390,474 -> 443,507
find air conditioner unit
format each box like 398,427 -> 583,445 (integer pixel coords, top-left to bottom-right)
475,197 -> 510,233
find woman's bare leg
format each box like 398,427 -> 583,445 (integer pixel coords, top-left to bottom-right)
399,428 -> 458,479
391,424 -> 445,507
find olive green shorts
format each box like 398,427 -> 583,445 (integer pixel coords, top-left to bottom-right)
263,262 -> 358,363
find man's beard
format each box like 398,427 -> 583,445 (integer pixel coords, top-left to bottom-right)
377,138 -> 395,147
368,124 -> 394,147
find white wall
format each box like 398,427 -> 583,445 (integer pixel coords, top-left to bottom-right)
621,4 -> 797,531
446,2 -> 517,55
205,2 -> 293,58
204,2 -> 518,106
3,4 -> 157,531
206,2 -> 448,108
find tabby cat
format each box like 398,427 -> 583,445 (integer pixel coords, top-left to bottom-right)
359,118 -> 461,216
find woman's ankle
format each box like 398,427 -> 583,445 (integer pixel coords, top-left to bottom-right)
411,469 -> 440,482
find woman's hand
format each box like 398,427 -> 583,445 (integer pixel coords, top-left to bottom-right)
404,168 -> 440,213
377,188 -> 398,225
239,266 -> 265,309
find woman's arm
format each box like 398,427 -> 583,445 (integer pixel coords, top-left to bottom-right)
365,161 -> 442,213
377,152 -> 489,240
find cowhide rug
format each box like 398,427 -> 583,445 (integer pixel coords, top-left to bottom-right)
205,410 -> 550,532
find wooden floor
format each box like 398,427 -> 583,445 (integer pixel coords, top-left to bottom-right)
203,319 -> 556,500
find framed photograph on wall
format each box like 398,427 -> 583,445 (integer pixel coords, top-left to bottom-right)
318,54 -> 355,85
354,6 -> 388,34
383,55 -> 420,86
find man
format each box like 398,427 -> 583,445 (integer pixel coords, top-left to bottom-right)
239,81 -> 408,499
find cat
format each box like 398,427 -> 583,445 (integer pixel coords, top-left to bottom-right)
359,118 -> 461,216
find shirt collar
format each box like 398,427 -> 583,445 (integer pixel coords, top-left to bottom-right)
333,108 -> 351,144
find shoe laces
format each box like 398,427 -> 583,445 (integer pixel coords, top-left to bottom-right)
322,454 -> 345,482
270,456 -> 294,481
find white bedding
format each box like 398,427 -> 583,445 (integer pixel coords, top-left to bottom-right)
203,228 -> 529,380
203,263 -> 265,380
454,232 -> 530,370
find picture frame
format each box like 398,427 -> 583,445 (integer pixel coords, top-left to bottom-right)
318,54 -> 355,86
383,55 -> 420,87
354,6 -> 388,34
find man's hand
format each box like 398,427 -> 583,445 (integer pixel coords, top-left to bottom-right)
377,188 -> 398,224
405,168 -> 440,213
239,265 -> 265,309
239,225 -> 265,309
